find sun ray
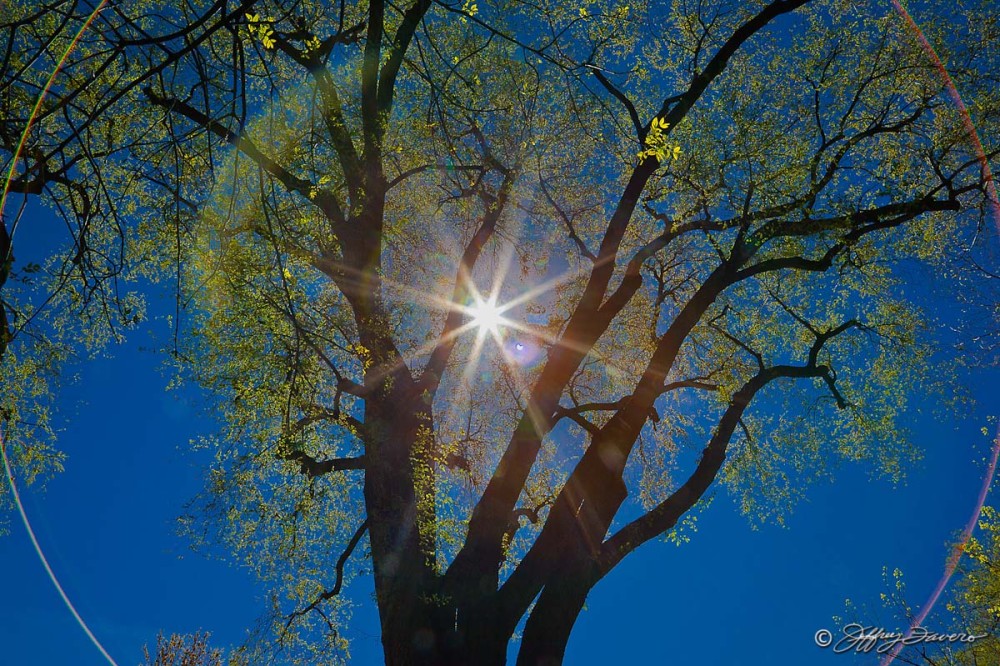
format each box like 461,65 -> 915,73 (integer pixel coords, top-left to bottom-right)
498,259 -> 598,313
498,317 -> 637,378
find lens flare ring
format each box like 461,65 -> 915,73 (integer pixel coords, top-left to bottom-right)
1,3 -> 120,666
1,5 -> 998,666
880,3 -> 1000,665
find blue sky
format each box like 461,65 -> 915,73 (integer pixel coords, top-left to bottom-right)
1,204 -> 997,665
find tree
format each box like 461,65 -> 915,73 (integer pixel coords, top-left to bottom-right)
923,504 -> 1000,666
1,0 -> 998,664
0,0 -> 150,508
869,501 -> 1000,666
141,631 -> 247,666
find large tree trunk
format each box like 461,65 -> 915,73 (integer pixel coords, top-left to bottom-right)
516,568 -> 592,666
365,388 -> 437,665
378,581 -> 513,666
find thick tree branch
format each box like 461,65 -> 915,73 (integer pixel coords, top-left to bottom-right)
597,364 -> 822,574
448,0 -> 813,602
143,88 -> 349,231
283,452 -> 366,479
271,30 -> 365,201
420,166 -> 515,395
653,0 -> 811,130
586,64 -> 644,142
498,186 -> 938,627
553,406 -> 601,436
377,0 -> 433,115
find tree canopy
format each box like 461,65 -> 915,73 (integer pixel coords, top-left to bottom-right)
1,0 -> 999,664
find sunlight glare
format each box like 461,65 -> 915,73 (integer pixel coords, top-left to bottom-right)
469,296 -> 505,335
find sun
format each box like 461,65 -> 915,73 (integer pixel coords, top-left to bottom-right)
468,296 -> 505,336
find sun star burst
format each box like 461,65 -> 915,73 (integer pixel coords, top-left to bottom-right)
468,296 -> 505,336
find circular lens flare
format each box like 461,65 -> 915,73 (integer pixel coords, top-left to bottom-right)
504,337 -> 543,367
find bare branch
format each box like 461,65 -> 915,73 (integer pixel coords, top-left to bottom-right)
143,88 -> 349,230
284,519 -> 369,628
283,452 -> 366,479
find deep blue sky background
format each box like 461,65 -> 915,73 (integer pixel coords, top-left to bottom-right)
0,200 -> 997,665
